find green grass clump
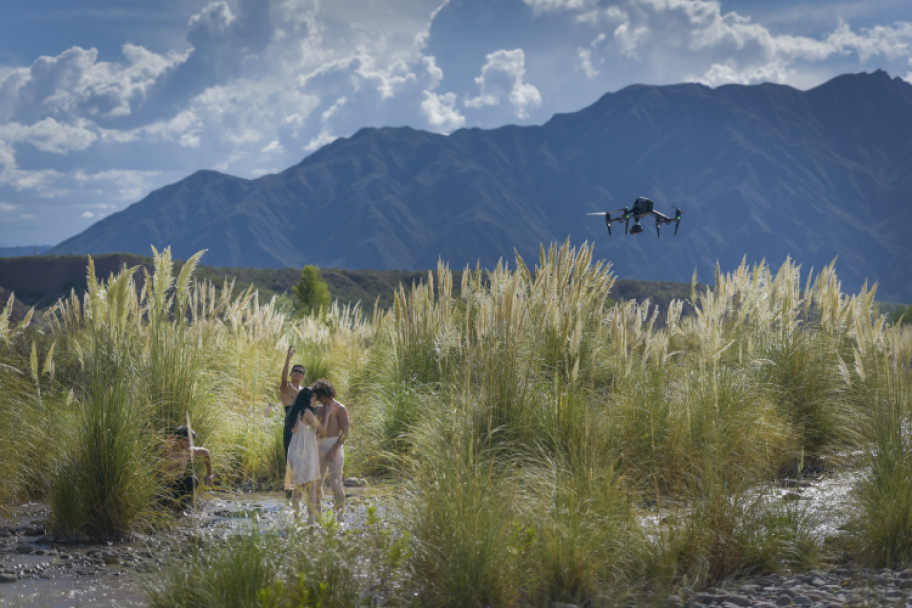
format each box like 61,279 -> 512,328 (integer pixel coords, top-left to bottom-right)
145,530 -> 278,608
146,512 -> 409,608
848,334 -> 912,567
402,407 -> 523,608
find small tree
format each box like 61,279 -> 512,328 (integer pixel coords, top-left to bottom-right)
292,265 -> 331,317
893,304 -> 912,326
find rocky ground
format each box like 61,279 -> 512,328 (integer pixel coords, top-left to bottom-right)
658,568 -> 912,608
3,475 -> 908,608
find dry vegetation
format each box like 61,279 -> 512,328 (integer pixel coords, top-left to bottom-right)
1,240 -> 911,607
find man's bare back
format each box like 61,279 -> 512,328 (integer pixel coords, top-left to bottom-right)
318,400 -> 349,439
162,433 -> 213,485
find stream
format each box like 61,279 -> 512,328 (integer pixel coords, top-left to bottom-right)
0,470 -> 862,607
0,484 -> 380,608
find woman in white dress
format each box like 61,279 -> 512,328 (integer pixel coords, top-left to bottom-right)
284,387 -> 323,521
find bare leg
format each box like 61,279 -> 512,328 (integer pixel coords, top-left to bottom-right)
318,440 -> 345,522
326,447 -> 345,522
303,481 -> 319,523
315,471 -> 325,511
291,486 -> 303,519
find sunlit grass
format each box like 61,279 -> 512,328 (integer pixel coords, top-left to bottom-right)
3,239 -> 911,599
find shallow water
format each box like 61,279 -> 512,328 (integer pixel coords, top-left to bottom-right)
0,484 -> 384,608
637,467 -> 864,543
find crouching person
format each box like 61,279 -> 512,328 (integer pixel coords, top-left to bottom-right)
162,425 -> 213,508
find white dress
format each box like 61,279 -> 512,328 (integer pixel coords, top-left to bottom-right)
284,414 -> 320,489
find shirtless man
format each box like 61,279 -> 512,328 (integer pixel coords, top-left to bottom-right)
269,346 -> 306,417
162,426 -> 213,507
269,346 -> 306,499
312,379 -> 349,522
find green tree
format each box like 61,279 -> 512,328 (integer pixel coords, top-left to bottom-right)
292,265 -> 331,317
893,304 -> 912,325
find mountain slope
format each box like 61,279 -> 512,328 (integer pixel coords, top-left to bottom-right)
49,70 -> 912,301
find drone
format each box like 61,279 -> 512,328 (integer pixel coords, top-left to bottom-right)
587,197 -> 683,237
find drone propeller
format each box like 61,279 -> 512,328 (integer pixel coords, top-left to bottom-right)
672,206 -> 683,236
655,215 -> 662,238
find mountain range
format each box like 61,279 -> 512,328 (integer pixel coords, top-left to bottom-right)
49,70 -> 912,302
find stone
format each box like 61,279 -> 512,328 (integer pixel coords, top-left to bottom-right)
810,578 -> 826,587
668,594 -> 684,607
721,594 -> 752,607
342,477 -> 368,487
0,573 -> 16,583
897,569 -> 912,580
775,595 -> 793,606
791,596 -> 812,606
100,550 -> 119,564
696,593 -> 718,604
34,535 -> 54,545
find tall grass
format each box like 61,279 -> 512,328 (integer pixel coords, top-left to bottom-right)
403,407 -> 524,608
849,323 -> 912,567
6,238 -> 912,597
49,261 -> 161,535
0,294 -> 38,511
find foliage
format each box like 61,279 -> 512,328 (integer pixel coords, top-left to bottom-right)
891,303 -> 912,325
292,265 -> 331,317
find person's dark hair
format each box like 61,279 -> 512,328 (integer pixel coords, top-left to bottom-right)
311,379 -> 337,399
285,387 -> 316,436
174,425 -> 197,441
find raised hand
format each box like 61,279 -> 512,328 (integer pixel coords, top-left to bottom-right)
286,346 -> 295,360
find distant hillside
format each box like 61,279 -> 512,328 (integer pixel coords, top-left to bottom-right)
0,286 -> 45,328
48,70 -> 912,301
0,245 -> 52,257
0,254 -> 699,317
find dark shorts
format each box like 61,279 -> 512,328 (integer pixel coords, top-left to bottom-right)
283,405 -> 292,458
166,476 -> 198,501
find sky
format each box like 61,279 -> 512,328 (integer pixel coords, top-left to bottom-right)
1,0 -> 911,248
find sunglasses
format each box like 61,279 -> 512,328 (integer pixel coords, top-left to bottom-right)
291,368 -> 305,374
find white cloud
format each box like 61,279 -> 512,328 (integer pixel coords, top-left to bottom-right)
81,211 -> 94,218
625,0 -> 912,85
415,0 -> 452,50
465,49 -> 542,119
0,44 -> 187,124
577,33 -> 607,78
523,0 -> 595,16
613,21 -> 650,59
0,203 -> 17,212
304,95 -> 347,153
188,1 -> 236,33
261,140 -> 284,154
0,118 -> 98,154
421,91 -> 465,132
